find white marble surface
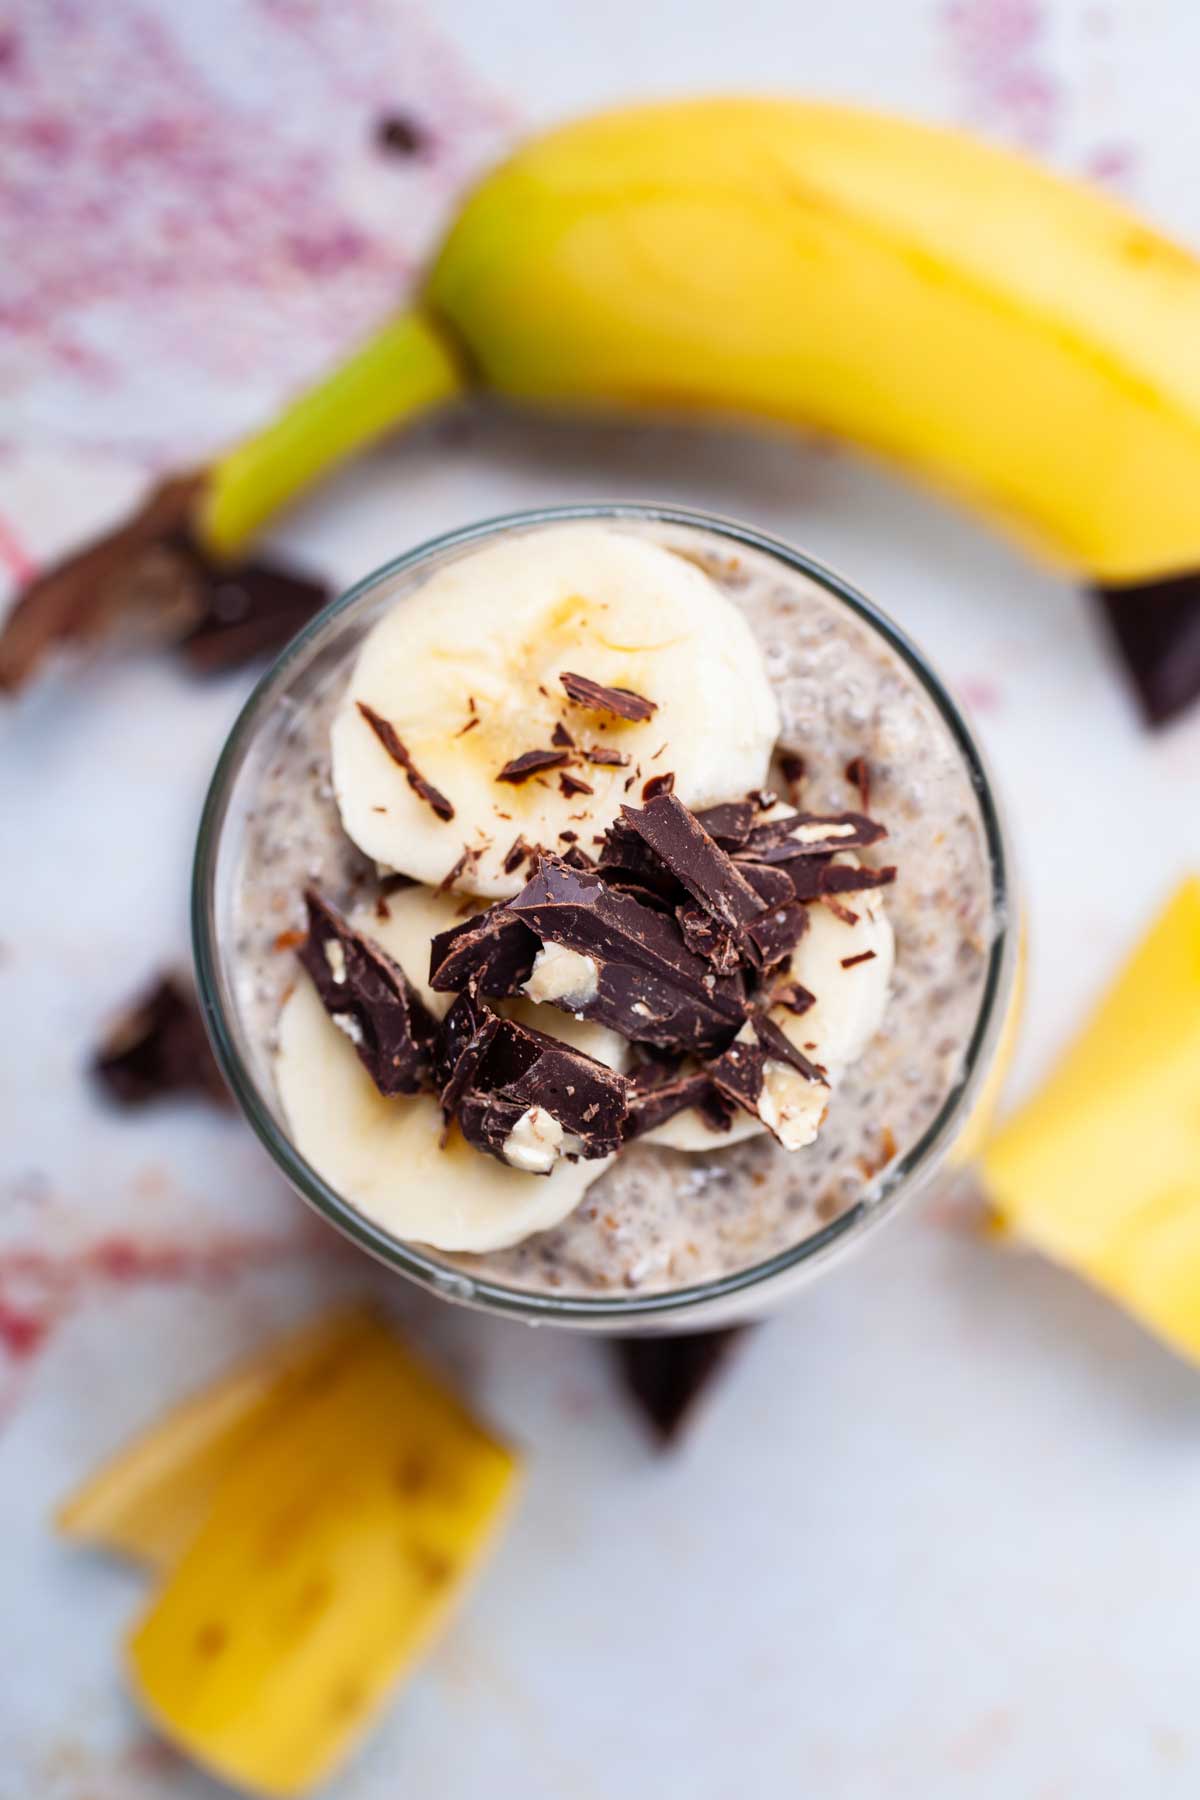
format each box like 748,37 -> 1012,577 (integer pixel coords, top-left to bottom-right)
3,1 -> 1200,1796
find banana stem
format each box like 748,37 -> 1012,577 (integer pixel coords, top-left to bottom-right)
199,310 -> 469,556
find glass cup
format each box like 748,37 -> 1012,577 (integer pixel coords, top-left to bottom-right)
193,503 -> 1020,1333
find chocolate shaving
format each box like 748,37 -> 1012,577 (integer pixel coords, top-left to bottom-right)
560,670 -> 657,722
91,973 -> 229,1109
1093,574 -> 1200,728
614,1328 -> 750,1444
770,981 -> 816,1015
496,748 -> 571,784
551,721 -> 575,749
356,702 -> 454,821
583,745 -> 630,767
559,771 -> 594,798
298,890 -> 437,1096
454,715 -> 481,737
841,949 -> 878,968
641,771 -> 675,801
844,756 -> 871,811
752,1011 -> 827,1083
429,906 -> 539,997
436,848 -> 477,894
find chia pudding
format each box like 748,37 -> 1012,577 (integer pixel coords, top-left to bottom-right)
226,516 -> 994,1299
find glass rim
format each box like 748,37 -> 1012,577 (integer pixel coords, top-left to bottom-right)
193,500 -> 1018,1326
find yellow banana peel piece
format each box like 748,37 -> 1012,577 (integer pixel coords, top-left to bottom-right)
55,1307 -> 382,1570
982,878 -> 1200,1359
204,100 -> 1200,582
59,1309 -> 520,1797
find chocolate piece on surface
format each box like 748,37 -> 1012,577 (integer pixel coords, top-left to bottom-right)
675,901 -> 743,975
743,899 -> 809,967
735,859 -> 796,909
501,835 -> 532,876
435,987 -> 501,1122
841,949 -> 878,969
459,1016 -> 630,1165
551,721 -> 576,749
376,113 -> 427,155
429,906 -> 539,996
620,793 -> 766,940
1093,576 -> 1200,727
776,860 -> 897,903
582,744 -> 631,767
844,756 -> 871,812
770,980 -> 816,1015
560,670 -> 657,721
92,973 -> 228,1109
752,1011 -> 827,1085
356,702 -> 455,821
508,855 -> 745,1051
692,801 -> 755,849
497,748 -> 571,784
777,749 -> 806,800
615,1328 -> 750,1444
623,1069 -> 732,1139
299,889 -> 436,1096
559,770 -> 594,798
641,771 -> 676,801
561,844 -> 597,870
742,810 -> 886,860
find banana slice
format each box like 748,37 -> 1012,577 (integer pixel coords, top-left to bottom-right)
331,523 -> 779,898
646,872 -> 894,1152
275,884 -> 626,1252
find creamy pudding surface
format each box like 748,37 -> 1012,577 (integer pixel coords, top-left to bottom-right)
229,520 -> 993,1297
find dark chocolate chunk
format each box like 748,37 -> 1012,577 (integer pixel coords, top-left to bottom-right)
92,974 -> 229,1109
583,744 -> 631,767
457,1016 -> 630,1164
434,986 -> 501,1122
735,859 -> 796,909
356,702 -> 455,821
501,835 -> 532,876
551,721 -> 575,748
620,793 -> 766,941
429,906 -> 540,997
641,771 -> 675,801
559,770 -> 594,798
742,899 -> 808,967
508,855 -> 745,1051
561,844 -> 597,870
1093,575 -> 1200,728
770,980 -> 816,1015
692,801 -> 755,849
675,901 -> 742,974
0,474 -> 329,690
560,670 -> 657,722
623,1069 -> 733,1139
752,1011 -> 827,1084
299,889 -> 436,1096
597,817 -> 688,904
844,756 -> 871,812
496,748 -> 571,784
376,113 -> 427,156
614,1328 -> 749,1444
775,860 -> 897,903
741,810 -> 886,861
707,1025 -> 769,1120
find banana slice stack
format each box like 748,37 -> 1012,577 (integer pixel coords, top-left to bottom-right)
276,524 -> 896,1256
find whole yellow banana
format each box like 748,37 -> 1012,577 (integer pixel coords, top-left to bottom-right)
205,99 -> 1200,583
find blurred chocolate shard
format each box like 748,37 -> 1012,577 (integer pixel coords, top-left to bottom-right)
0,473 -> 329,692
456,1017 -> 630,1165
1093,575 -> 1200,727
773,860 -> 896,904
91,973 -> 229,1109
508,854 -> 745,1051
560,670 -> 657,721
429,906 -> 539,997
614,1328 -> 750,1444
376,113 -> 427,156
497,748 -> 571,784
582,744 -> 630,767
299,889 -> 436,1096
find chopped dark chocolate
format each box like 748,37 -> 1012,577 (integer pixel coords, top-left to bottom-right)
752,1011 -> 827,1084
641,771 -> 675,801
708,1016 -> 826,1145
675,901 -> 743,975
623,1069 -> 732,1139
583,744 -> 631,767
456,1016 -> 630,1165
429,905 -> 540,997
620,793 -> 766,942
561,844 -> 597,871
560,670 -> 657,722
454,715 -> 481,737
496,748 -> 571,784
741,810 -> 886,861
551,721 -> 575,749
774,860 -> 897,903
841,949 -> 878,968
742,899 -> 809,967
559,770 -> 594,798
777,749 -> 806,800
692,801 -> 755,849
501,835 -> 531,876
508,855 -> 745,1051
356,702 -> 454,821
1093,575 -> 1200,728
299,890 -> 437,1095
614,1328 -> 750,1444
92,973 -> 229,1109
769,980 -> 816,1015
434,986 -> 501,1123
735,859 -> 796,909
844,756 -> 871,812
436,846 -> 480,894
